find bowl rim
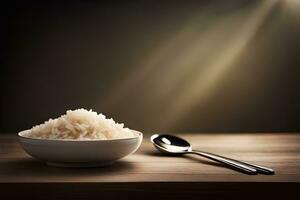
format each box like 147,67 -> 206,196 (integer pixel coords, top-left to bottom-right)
18,129 -> 143,142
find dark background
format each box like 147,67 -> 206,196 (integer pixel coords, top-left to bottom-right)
1,0 -> 299,133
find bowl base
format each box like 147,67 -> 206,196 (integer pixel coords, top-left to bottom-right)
47,161 -> 114,168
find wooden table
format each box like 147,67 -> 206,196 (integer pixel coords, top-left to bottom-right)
0,133 -> 299,199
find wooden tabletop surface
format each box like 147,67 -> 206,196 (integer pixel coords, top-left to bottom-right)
1,133 -> 299,199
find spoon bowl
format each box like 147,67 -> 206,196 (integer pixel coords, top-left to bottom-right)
150,134 -> 191,154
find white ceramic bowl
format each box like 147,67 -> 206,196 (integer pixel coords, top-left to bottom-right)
18,130 -> 143,167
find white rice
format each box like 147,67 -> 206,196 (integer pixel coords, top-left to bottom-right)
26,109 -> 136,140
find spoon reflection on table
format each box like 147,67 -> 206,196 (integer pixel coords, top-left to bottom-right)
150,134 -> 274,175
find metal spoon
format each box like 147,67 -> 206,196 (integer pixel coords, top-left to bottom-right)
151,134 -> 274,175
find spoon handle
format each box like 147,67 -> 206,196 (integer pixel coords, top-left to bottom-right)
191,151 -> 257,175
199,152 -> 274,175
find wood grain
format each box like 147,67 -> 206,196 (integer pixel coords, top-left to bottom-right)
0,133 -> 299,199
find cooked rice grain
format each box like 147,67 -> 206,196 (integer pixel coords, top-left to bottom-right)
27,109 -> 136,140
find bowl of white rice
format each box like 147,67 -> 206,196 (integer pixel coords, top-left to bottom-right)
18,109 -> 143,167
